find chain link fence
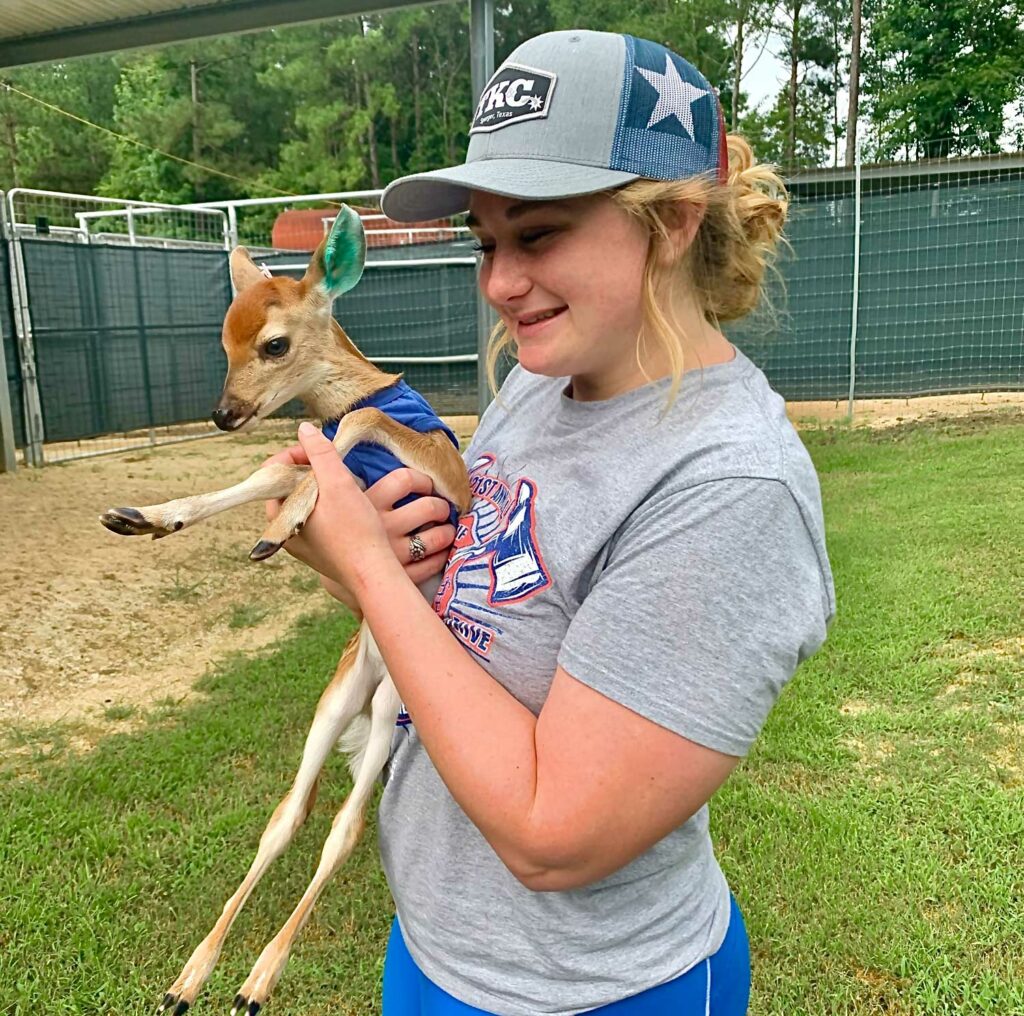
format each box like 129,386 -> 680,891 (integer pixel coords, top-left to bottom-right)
2,154 -> 1022,471
0,188 -> 481,468
731,146 -> 1024,418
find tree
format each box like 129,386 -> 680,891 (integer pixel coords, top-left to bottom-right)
723,0 -> 777,131
862,0 -> 1024,159
744,0 -> 841,169
100,34 -> 290,203
0,57 -> 119,194
846,0 -> 861,165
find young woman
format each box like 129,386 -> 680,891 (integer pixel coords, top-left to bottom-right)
270,29 -> 835,1016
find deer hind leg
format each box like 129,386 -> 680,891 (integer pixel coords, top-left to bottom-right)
232,651 -> 400,1015
157,624 -> 381,1016
100,462 -> 309,540
250,407 -> 469,562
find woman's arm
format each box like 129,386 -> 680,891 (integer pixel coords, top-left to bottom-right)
283,424 -> 738,891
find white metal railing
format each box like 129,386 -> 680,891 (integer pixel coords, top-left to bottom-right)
7,188 -> 228,248
1,184 -> 485,468
75,204 -> 229,249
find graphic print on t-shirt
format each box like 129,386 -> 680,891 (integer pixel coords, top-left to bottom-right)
433,453 -> 551,658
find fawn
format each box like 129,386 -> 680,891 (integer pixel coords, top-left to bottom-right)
100,206 -> 470,1015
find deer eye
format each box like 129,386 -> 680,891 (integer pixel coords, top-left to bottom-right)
264,337 -> 289,358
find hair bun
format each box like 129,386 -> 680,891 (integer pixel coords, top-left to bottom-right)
726,135 -> 788,251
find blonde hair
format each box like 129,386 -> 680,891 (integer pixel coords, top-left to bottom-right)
484,134 -> 789,406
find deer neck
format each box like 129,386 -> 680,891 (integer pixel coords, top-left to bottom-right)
304,319 -> 401,422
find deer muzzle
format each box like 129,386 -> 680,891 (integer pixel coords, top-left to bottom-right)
211,397 -> 257,431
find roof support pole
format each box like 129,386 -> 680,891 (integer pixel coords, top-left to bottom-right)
0,196 -> 17,472
470,0 -> 496,419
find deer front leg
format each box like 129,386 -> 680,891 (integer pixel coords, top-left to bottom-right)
100,463 -> 309,539
231,665 -> 401,1015
156,626 -> 379,1016
248,410 -> 383,561
249,406 -> 467,562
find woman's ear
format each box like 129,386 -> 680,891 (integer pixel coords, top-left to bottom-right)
658,201 -> 705,264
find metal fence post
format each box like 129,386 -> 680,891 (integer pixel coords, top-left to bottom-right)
7,194 -> 46,465
0,193 -> 17,472
470,0 -> 496,421
846,139 -> 863,422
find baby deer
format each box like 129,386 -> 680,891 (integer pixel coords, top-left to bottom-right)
100,206 -> 470,1015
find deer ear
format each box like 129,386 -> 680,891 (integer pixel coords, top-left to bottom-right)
304,205 -> 365,299
229,247 -> 269,293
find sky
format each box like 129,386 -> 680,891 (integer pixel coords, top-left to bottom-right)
739,30 -> 788,113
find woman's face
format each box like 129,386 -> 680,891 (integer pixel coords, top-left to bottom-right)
467,191 -> 654,400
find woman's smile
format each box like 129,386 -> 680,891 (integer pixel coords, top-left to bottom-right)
512,305 -> 568,339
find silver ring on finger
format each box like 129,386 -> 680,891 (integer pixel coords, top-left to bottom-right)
408,534 -> 427,562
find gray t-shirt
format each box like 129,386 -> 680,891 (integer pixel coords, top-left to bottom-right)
377,348 -> 835,1015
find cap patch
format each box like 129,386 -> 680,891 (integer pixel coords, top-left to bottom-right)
470,63 -> 557,134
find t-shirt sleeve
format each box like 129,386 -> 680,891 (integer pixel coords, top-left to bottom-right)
557,476 -> 831,756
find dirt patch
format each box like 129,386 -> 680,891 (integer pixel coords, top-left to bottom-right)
988,723 -> 1024,786
934,636 -> 1023,704
0,426 -> 332,739
788,391 -> 1024,428
0,417 -> 479,744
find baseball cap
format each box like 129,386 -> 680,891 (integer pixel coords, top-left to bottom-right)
380,29 -> 729,223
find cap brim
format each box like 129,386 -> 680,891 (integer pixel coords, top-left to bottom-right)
381,159 -> 640,222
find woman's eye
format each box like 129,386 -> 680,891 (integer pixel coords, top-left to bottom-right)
264,337 -> 289,358
470,229 -> 557,256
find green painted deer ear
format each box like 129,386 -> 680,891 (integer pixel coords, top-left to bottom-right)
305,205 -> 366,299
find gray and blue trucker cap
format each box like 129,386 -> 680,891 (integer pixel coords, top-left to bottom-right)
380,29 -> 729,222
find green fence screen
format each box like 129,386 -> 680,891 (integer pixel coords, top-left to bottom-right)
4,170 -> 1023,451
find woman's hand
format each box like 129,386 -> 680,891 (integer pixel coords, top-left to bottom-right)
261,425 -> 456,606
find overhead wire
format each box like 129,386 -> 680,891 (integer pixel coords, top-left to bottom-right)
0,79 -> 335,203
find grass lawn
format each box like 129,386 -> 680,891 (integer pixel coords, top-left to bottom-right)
2,411 -> 1022,1015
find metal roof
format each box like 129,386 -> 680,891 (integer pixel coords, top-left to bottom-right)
0,0 -> 433,69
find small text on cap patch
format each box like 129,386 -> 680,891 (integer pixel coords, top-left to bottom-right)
471,64 -> 557,134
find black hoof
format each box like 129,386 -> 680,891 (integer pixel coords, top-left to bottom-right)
156,993 -> 178,1014
232,995 -> 246,1015
248,1003 -> 261,1016
173,1001 -> 190,1016
249,539 -> 281,561
100,507 -> 153,536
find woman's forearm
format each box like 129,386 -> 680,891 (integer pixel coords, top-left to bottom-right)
352,557 -> 552,881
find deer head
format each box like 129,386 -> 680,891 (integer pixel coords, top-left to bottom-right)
213,204 -> 384,431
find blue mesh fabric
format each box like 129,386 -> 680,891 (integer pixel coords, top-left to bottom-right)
610,35 -> 721,181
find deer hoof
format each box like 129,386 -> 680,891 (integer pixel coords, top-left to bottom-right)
155,991 -> 189,1015
231,994 -> 260,1016
249,539 -> 282,561
100,507 -> 159,536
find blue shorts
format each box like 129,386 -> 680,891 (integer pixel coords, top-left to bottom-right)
382,894 -> 750,1015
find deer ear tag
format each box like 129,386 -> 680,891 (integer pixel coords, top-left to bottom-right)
321,205 -> 366,297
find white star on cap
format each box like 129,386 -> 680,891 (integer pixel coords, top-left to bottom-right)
636,56 -> 708,138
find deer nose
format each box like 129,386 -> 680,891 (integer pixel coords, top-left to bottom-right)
211,406 -> 233,430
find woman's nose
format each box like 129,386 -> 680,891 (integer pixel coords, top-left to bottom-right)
481,249 -> 531,306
